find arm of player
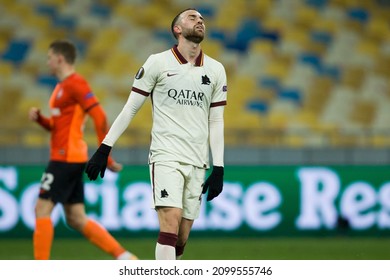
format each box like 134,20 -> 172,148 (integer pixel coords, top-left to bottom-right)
88,104 -> 122,172
102,92 -> 147,147
202,106 -> 225,201
85,92 -> 147,180
209,106 -> 224,167
28,107 -> 51,131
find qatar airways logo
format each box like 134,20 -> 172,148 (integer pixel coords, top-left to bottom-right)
168,89 -> 205,108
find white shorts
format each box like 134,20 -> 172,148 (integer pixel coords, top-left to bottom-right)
149,161 -> 206,220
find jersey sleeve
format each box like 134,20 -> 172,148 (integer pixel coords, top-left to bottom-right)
65,78 -> 99,112
131,54 -> 160,96
211,62 -> 227,108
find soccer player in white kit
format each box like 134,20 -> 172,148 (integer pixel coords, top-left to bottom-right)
85,8 -> 227,260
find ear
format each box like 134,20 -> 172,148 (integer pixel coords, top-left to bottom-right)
57,54 -> 65,64
173,24 -> 181,37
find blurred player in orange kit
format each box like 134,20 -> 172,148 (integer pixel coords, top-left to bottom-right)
29,39 -> 138,260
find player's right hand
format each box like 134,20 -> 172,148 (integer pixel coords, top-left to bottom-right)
85,143 -> 112,180
108,160 -> 123,172
28,107 -> 40,121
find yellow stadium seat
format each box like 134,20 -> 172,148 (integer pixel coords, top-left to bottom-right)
374,56 -> 390,76
103,51 -> 136,77
356,39 -> 380,59
201,40 -> 223,60
281,26 -> 310,51
340,66 -> 366,90
295,6 -> 319,29
38,0 -> 68,7
0,61 -> 14,78
370,135 -> 390,147
303,76 -> 334,114
6,3 -> 32,17
247,0 -> 273,18
22,131 -> 49,147
368,16 -> 388,40
312,18 -> 338,34
24,14 -> 51,31
213,4 -> 246,31
263,58 -> 291,81
350,100 -> 376,127
249,39 -> 275,56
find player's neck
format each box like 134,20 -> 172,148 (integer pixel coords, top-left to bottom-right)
177,42 -> 201,65
57,66 -> 75,81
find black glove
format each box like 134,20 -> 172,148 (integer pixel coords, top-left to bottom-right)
202,166 -> 224,201
85,143 -> 111,180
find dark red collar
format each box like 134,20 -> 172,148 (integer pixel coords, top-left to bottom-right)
171,45 -> 203,66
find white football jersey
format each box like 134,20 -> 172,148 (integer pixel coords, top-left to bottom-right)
132,45 -> 227,168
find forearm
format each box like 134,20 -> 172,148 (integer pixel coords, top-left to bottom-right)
103,92 -> 147,147
209,106 -> 224,167
36,114 -> 51,131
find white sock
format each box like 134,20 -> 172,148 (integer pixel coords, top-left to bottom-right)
116,251 -> 138,260
155,243 -> 175,260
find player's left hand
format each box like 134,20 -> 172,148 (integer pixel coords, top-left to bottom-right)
108,160 -> 123,172
202,166 -> 224,201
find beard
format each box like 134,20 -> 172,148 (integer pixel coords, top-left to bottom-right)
182,27 -> 204,44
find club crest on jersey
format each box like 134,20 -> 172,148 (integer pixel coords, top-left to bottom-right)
135,67 -> 145,79
201,75 -> 211,85
56,88 -> 63,99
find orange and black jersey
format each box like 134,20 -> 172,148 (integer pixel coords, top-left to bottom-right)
37,73 -> 109,163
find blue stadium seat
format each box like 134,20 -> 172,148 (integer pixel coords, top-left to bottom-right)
305,0 -> 328,9
277,88 -> 302,105
246,100 -> 269,114
259,76 -> 280,91
318,64 -> 341,82
35,4 -> 57,19
153,29 -> 176,46
53,15 -> 76,31
225,18 -> 262,52
90,3 -> 112,18
194,4 -> 216,18
36,75 -> 58,89
208,29 -> 227,42
1,40 -> 31,65
310,30 -> 332,46
298,52 -> 322,73
347,7 -> 370,24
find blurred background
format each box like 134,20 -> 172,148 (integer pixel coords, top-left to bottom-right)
1,0 -> 390,165
1,0 -> 390,260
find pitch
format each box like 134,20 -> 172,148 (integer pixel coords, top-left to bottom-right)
0,237 -> 388,260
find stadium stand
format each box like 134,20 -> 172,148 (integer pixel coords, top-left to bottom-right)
1,0 -> 390,148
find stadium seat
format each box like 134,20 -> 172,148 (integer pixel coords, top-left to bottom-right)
0,61 -> 14,78
277,88 -> 302,105
303,76 -> 334,116
22,130 -> 49,147
349,100 -> 376,127
263,56 -> 291,81
201,39 -> 223,59
1,39 -> 31,66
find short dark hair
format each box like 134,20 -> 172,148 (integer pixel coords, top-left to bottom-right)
170,8 -> 198,39
49,40 -> 76,64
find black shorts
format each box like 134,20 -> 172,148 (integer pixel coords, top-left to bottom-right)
39,161 -> 86,204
